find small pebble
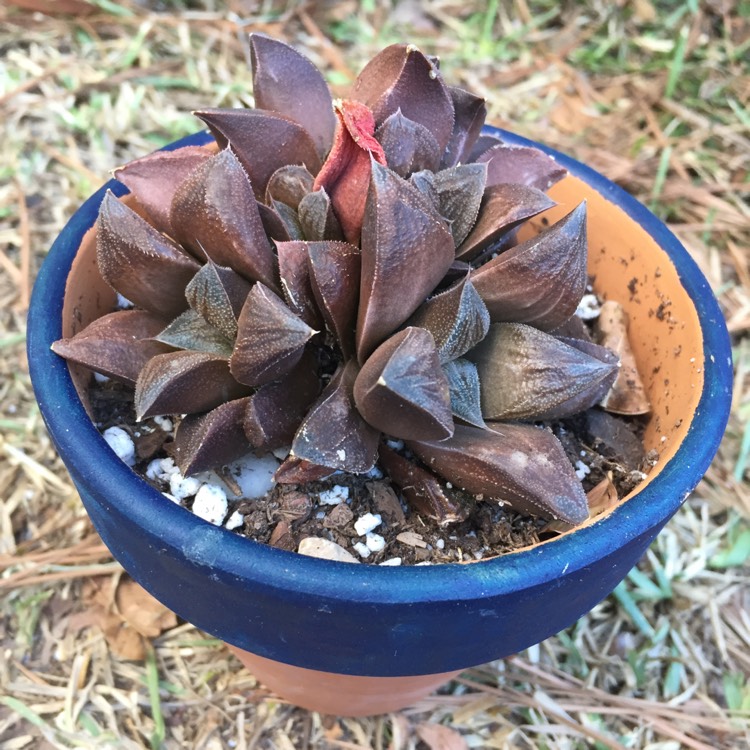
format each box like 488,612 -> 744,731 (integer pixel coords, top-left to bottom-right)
354,513 -> 382,536
162,492 -> 181,505
319,485 -> 350,505
102,426 -> 136,467
298,537 -> 359,564
93,372 -> 110,383
435,539 -> 445,550
379,557 -> 402,566
191,484 -> 228,526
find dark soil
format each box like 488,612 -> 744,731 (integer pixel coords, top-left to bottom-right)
89,379 -> 651,566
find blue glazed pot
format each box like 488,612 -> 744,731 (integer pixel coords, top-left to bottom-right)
28,127 -> 732,715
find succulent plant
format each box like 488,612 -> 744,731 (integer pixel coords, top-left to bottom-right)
52,37 -> 639,528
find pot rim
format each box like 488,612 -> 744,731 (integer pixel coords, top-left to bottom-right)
27,127 -> 733,607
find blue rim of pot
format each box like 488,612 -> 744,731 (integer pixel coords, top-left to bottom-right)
28,126 -> 733,676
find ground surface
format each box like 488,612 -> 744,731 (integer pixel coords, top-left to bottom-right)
1,1 -> 749,748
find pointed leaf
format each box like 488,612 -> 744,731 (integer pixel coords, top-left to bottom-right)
274,457 -> 335,484
257,201 -> 293,242
356,160 -> 455,361
378,443 -> 469,526
271,199 -> 305,240
265,164 -> 314,210
406,273 -> 489,363
353,327 -> 454,441
307,240 -> 360,359
466,133 -> 503,163
352,43 -> 455,152
374,109 -> 441,177
408,423 -> 590,524
471,202 -> 588,330
169,149 -> 278,290
51,310 -> 172,386
441,86 -> 487,168
456,183 -> 556,262
135,350 -> 249,420
409,169 -> 438,204
185,260 -> 252,340
479,144 -> 567,191
154,309 -> 234,357
230,283 -> 317,387
290,361 -> 379,474
298,188 -> 344,242
172,397 -> 252,475
432,163 -> 487,247
113,145 -> 212,237
249,33 -> 336,159
244,350 -> 321,451
469,323 -> 619,421
195,108 -> 321,199
594,300 -> 651,415
442,359 -> 485,428
276,240 -> 324,329
312,99 -> 387,245
96,191 -> 199,318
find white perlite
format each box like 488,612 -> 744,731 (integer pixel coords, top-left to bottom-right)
191,484 -> 228,526
318,485 -> 349,505
153,415 -> 173,432
227,453 -> 278,498
225,510 -> 244,530
575,293 -> 601,320
354,513 -> 382,536
575,460 -> 591,480
365,532 -> 386,553
102,426 -> 136,467
169,471 -> 202,500
353,541 -> 371,559
379,557 -> 402,566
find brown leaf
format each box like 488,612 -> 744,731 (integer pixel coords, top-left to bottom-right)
249,34 -> 336,159
51,310 -> 172,387
297,188 -> 344,242
113,145 -> 212,236
115,578 -> 178,639
356,160 -> 455,361
307,240 -> 361,359
353,327 -> 454,441
415,723 -> 469,750
375,109 -> 441,177
432,163 -> 487,247
406,273 -> 489,364
379,443 -> 469,526
455,183 -> 556,262
230,283 -> 318,387
135,350 -> 249,420
470,202 -> 588,330
265,164 -> 315,210
441,85 -> 487,168
478,144 -> 567,191
277,240 -> 324,329
442,358 -> 485,428
290,361 -> 379,473
244,351 -> 321,451
169,148 -> 278,290
470,323 -> 619,421
154,309 -> 234,357
274,457 -> 336,484
409,423 -> 590,524
172,397 -> 252,475
467,133 -> 503,162
595,300 -> 651,415
96,191 -> 200,318
185,259 -> 252,340
195,108 -> 321,199
544,476 -> 619,534
352,43 -> 455,152
312,99 -> 387,245
257,201 -> 294,242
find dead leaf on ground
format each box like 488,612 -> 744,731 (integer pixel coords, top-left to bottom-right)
415,722 -> 469,750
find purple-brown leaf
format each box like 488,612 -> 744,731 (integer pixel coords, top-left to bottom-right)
195,108 -> 321,199
440,86 -> 487,169
230,283 -> 318,387
378,443 -> 469,526
96,191 -> 200,319
249,33 -> 336,159
244,351 -> 321,451
276,240 -> 324,329
469,323 -> 619,421
154,309 -> 234,357
432,163 -> 487,247
471,202 -> 588,330
274,457 -> 335,484
374,109 -> 441,177
352,44 -> 455,152
307,241 -> 360,359
442,358 -> 485,428
406,273 -> 489,363
169,149 -> 278,290
271,199 -> 305,241
408,423 -> 590,524
265,164 -> 315,210
113,145 -> 212,237
290,361 -> 379,474
353,327 -> 454,441
298,188 -> 344,242
135,350 -> 249,420
185,259 -> 252,340
172,397 -> 252,475
51,310 -> 172,387
479,144 -> 567,191
456,183 -> 556,262
356,160 -> 455,361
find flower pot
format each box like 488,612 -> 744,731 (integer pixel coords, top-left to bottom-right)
27,127 -> 732,716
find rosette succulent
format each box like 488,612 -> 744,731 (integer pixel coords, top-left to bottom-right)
52,37 -> 634,528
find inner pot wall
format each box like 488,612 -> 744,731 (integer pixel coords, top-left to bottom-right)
27,127 -> 733,678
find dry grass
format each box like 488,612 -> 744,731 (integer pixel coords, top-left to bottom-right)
1,1 -> 749,748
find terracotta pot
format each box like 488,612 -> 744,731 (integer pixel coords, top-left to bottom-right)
27,128 -> 732,716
